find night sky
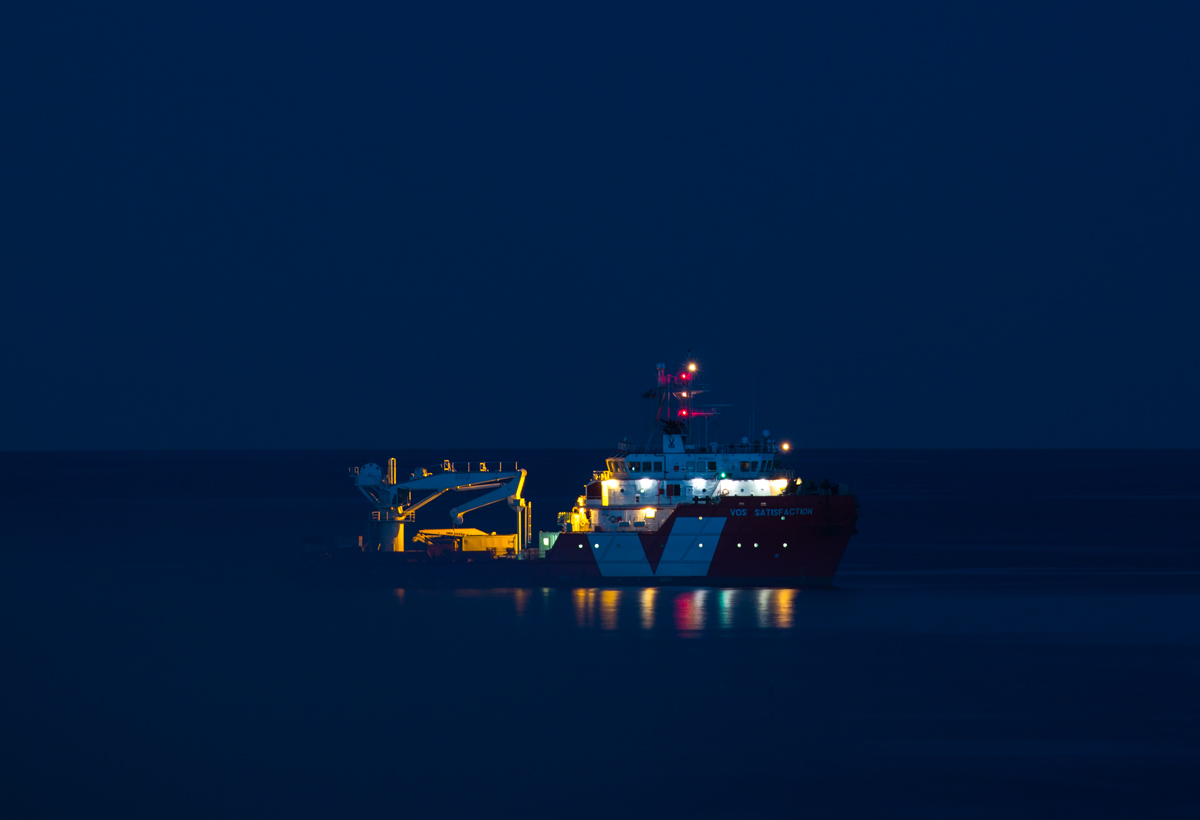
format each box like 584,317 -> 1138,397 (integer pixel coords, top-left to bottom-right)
3,1 -> 1197,450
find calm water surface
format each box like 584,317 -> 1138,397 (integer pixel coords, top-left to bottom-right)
1,449 -> 1198,818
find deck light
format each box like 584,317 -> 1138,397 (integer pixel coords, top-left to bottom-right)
688,363 -> 696,372
781,443 -> 790,451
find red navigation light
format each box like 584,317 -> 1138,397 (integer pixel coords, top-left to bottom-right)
680,373 -> 688,380
680,410 -> 687,416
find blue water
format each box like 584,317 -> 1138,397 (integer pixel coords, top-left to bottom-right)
2,449 -> 1198,817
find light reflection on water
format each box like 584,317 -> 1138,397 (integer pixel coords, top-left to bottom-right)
393,587 -> 802,632
720,589 -> 737,628
672,588 -> 707,632
556,587 -> 800,632
640,587 -> 656,630
599,589 -> 620,631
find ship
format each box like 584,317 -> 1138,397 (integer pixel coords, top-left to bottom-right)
314,360 -> 858,586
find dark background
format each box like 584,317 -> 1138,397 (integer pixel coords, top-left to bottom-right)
3,1 -> 1199,451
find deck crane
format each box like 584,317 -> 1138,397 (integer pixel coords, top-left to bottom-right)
350,458 -> 530,552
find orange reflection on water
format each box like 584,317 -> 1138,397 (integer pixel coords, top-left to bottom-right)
599,589 -> 620,630
393,588 -> 405,604
673,589 -> 708,632
640,588 -> 657,630
514,588 -> 530,617
574,588 -> 596,628
773,588 -> 796,629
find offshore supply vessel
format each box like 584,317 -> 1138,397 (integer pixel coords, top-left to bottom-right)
322,360 -> 858,586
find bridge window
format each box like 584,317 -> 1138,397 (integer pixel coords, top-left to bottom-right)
642,461 -> 653,472
740,461 -> 750,471
653,462 -> 662,472
629,462 -> 640,473
751,461 -> 759,471
708,461 -> 717,471
686,461 -> 695,471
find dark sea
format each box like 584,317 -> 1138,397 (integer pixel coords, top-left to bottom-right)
2,449 -> 1198,818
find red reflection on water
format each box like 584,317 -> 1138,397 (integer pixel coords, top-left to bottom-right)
672,590 -> 707,632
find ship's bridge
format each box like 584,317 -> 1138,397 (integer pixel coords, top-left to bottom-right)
559,434 -> 798,533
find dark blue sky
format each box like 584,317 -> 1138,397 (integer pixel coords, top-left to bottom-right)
2,1 -> 1197,449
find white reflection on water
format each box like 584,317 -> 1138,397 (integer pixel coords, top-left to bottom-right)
755,589 -> 771,629
720,589 -> 738,628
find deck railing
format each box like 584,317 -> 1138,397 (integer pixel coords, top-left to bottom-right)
436,461 -> 520,474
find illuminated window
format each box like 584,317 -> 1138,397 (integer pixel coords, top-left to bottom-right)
543,537 -> 549,546
629,462 -> 640,473
740,461 -> 750,471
